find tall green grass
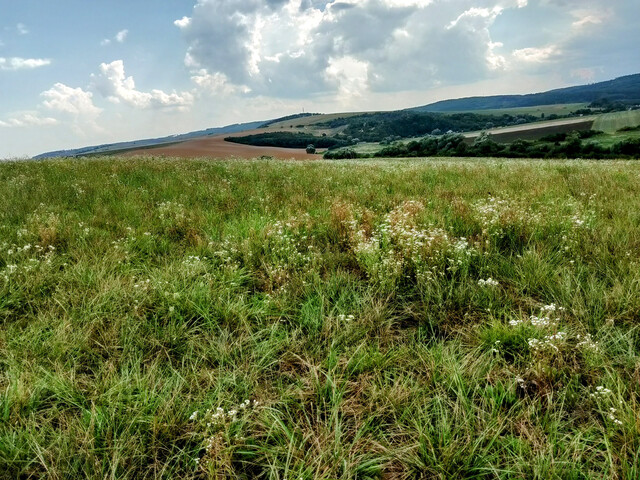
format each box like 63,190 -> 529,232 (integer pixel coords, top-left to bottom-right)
1,156 -> 639,479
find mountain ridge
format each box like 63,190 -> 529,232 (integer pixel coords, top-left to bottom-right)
412,73 -> 640,112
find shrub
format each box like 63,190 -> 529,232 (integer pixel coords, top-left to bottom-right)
323,148 -> 358,159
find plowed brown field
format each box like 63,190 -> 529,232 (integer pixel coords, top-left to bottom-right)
125,130 -> 319,160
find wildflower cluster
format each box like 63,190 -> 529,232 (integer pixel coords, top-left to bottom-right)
472,196 -> 594,255
527,331 -> 567,353
576,333 -> 599,352
210,239 -> 242,268
110,227 -> 139,262
590,386 -> 624,427
157,201 -> 187,223
337,314 -> 355,322
1,234 -> 57,282
258,216 -> 316,293
472,197 -> 539,241
132,278 -> 151,290
507,304 -> 570,362
189,399 -> 260,470
590,386 -> 612,398
478,277 -> 499,287
510,303 -> 600,357
607,408 -> 623,426
345,200 -> 477,289
183,255 -> 206,271
509,304 -> 564,328
156,200 -> 199,242
265,219 -> 314,268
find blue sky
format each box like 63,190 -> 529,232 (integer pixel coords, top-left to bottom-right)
1,0 -> 638,157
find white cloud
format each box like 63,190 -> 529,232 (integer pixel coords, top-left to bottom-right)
174,16 -> 191,28
190,69 -> 250,95
571,8 -> 611,29
512,45 -> 561,63
115,29 -> 128,43
325,56 -> 369,101
0,112 -> 58,128
92,60 -> 193,109
176,0 -> 534,98
101,29 -> 129,46
16,23 -> 28,35
487,41 -> 506,70
447,6 -> 503,30
40,83 -> 103,136
0,57 -> 51,71
41,83 -> 102,117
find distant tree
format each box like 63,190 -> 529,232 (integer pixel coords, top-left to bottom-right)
564,132 -> 582,157
306,144 -> 316,154
324,148 -> 357,159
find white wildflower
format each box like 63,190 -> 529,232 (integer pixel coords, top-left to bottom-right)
590,386 -> 612,398
478,277 -> 499,287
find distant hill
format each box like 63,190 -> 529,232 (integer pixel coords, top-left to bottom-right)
413,74 -> 640,112
259,112 -> 320,128
33,120 -> 267,159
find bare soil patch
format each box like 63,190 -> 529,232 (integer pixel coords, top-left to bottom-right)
125,129 -> 320,160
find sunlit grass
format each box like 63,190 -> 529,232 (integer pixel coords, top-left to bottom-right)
1,156 -> 640,479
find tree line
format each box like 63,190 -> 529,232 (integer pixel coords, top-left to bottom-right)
324,132 -> 640,160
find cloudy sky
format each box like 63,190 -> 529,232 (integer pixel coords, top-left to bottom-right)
1,0 -> 638,157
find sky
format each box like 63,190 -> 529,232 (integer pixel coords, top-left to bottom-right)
0,0 -> 638,158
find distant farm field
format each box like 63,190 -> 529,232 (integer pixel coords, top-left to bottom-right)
465,117 -> 595,142
448,102 -> 588,117
2,157 -> 640,479
593,110 -> 640,133
125,130 -> 320,159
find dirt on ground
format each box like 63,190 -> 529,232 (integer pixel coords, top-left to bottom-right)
124,129 -> 320,160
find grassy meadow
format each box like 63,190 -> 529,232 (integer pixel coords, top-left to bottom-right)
2,156 -> 640,479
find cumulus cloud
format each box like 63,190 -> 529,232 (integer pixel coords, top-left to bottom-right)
40,83 -> 103,135
190,69 -> 250,95
176,0 -> 533,99
0,57 -> 51,70
16,23 -> 29,35
0,112 -> 58,128
41,83 -> 102,117
91,60 -> 193,109
325,55 -> 369,104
